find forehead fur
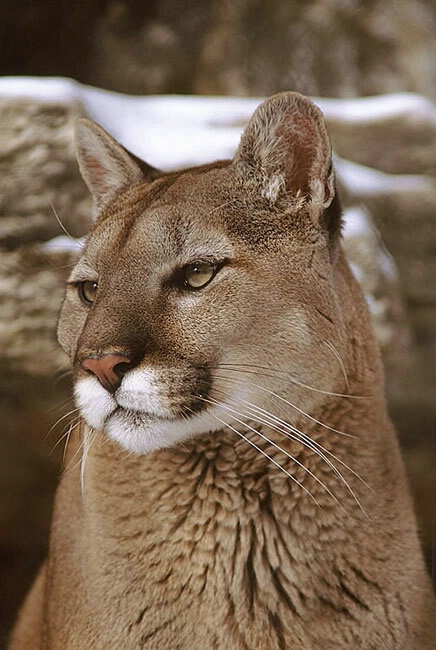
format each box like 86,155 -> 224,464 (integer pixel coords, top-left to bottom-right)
75,93 -> 340,253
85,160 -> 325,267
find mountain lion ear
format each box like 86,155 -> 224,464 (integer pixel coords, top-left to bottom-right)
234,92 -> 335,219
75,118 -> 161,210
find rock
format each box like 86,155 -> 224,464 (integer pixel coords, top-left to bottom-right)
0,99 -> 93,249
0,246 -> 75,376
321,93 -> 436,175
342,205 -> 410,356
0,99 -> 91,642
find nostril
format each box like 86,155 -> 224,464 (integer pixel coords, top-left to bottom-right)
113,361 -> 132,378
81,353 -> 133,392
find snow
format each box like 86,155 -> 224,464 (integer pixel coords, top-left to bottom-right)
0,75 -> 433,191
41,235 -> 84,253
0,77 -> 261,168
311,93 -> 435,126
342,206 -> 400,293
342,206 -> 374,238
334,155 -> 433,197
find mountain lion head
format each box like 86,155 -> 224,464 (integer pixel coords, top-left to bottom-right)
58,92 -> 355,456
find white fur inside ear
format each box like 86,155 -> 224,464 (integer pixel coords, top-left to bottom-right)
310,174 -> 335,209
261,173 -> 285,204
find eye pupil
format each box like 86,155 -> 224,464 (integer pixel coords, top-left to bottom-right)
79,280 -> 98,304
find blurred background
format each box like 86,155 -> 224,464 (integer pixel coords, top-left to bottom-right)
0,0 -> 434,645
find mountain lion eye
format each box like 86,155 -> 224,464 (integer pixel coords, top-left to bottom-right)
78,280 -> 98,305
183,262 -> 217,289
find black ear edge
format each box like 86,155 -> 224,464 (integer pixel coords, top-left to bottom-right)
321,188 -> 343,243
125,148 -> 163,182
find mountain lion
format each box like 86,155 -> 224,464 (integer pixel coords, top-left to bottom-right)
10,92 -> 434,649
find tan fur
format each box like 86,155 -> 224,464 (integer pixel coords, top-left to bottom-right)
10,93 -> 434,649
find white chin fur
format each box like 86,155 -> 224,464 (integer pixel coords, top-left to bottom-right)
105,409 -> 225,455
74,374 -> 227,455
74,376 -> 117,430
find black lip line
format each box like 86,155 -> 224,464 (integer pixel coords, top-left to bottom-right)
108,406 -> 178,423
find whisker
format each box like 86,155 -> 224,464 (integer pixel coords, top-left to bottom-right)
323,340 -> 350,391
63,424 -> 90,477
262,402 -> 368,489
49,260 -> 83,271
206,197 -> 239,216
45,407 -> 81,440
49,200 -> 75,240
223,405 -> 342,507
47,395 -> 75,415
255,382 -> 359,439
61,421 -> 74,469
212,371 -> 356,438
215,363 -> 366,399
63,423 -> 98,504
211,389 -> 370,516
203,392 -> 352,507
80,425 -> 96,502
200,366 -> 370,514
51,369 -> 73,385
59,418 -> 82,470
207,410 -> 321,508
214,386 -> 362,479
49,415 -> 82,458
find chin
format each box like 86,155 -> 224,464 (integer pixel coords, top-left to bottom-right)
74,375 -> 227,455
104,409 -> 223,455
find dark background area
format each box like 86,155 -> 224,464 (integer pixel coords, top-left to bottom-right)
0,0 -> 435,98
0,0 -> 434,646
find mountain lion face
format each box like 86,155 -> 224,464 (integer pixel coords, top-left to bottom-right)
58,93 -> 347,455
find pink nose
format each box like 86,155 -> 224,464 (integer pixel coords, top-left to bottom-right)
81,353 -> 133,392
